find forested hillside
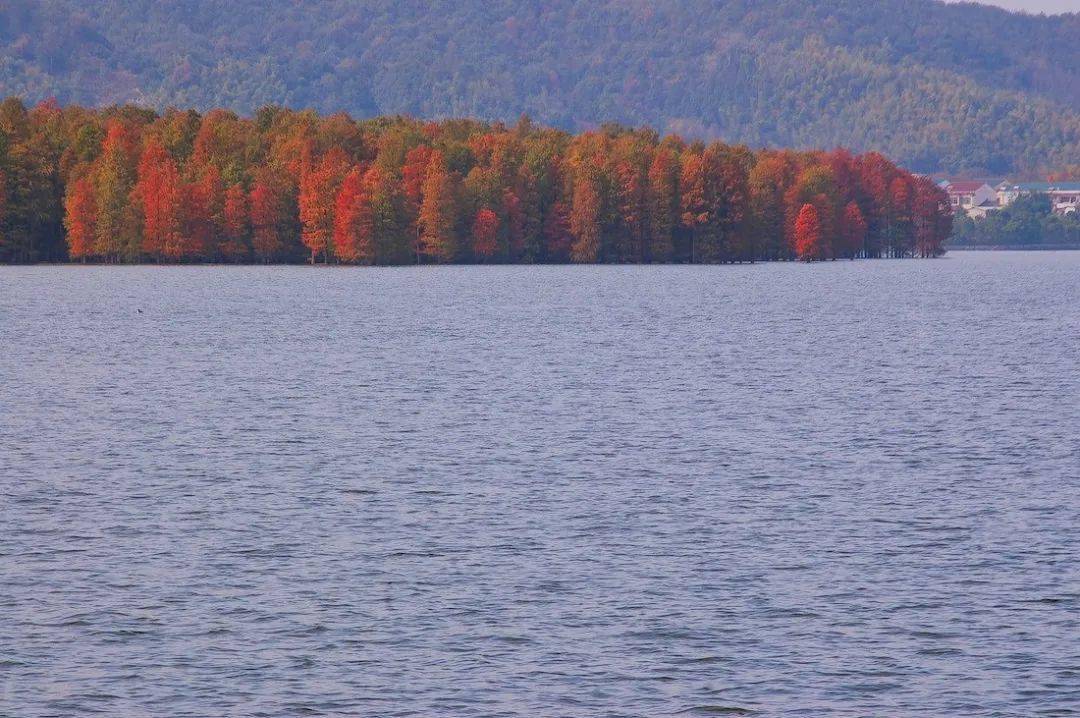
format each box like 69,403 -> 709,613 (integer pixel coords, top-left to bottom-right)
0,0 -> 1078,174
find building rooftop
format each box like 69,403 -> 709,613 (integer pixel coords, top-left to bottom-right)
1003,181 -> 1080,192
943,180 -> 990,193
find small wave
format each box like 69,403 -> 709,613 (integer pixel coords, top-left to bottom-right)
679,706 -> 756,715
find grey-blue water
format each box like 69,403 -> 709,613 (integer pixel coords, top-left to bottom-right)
2,252 -> 1079,717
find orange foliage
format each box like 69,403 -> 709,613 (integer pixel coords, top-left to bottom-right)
840,202 -> 867,259
419,150 -> 457,262
63,176 -> 97,260
222,184 -> 250,261
472,208 -> 499,260
250,172 -> 290,262
31,104 -> 953,265
570,172 -> 602,263
544,200 -> 573,261
135,140 -> 183,260
795,204 -> 825,261
333,167 -> 375,264
299,148 -> 349,262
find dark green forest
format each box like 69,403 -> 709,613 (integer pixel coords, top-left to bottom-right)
0,0 -> 1078,175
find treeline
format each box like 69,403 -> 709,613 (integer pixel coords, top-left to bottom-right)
951,195 -> 1080,248
0,98 -> 951,265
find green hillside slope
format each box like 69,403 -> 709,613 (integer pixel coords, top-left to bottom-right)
1,0 -> 1077,173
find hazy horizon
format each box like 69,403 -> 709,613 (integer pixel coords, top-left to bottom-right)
945,0 -> 1080,13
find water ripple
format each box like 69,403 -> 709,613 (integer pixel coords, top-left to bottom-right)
1,254 -> 1079,716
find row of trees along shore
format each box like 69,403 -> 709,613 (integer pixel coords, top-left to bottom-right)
0,98 -> 952,265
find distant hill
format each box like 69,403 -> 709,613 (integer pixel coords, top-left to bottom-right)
1,0 -> 1078,174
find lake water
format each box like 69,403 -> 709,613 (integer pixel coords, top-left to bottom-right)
2,252 -> 1078,717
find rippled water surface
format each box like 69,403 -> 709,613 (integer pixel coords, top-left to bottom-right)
2,252 -> 1079,717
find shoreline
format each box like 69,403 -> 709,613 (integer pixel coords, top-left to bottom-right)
1,257 -> 947,268
946,245 -> 1080,251
9,250 -> 1080,267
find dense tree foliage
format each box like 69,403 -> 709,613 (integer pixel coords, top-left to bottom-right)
795,205 -> 825,262
951,195 -> 1080,247
0,99 -> 950,264
0,1 -> 1077,175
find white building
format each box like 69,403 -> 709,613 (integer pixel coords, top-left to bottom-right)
940,180 -> 999,219
996,182 -> 1080,216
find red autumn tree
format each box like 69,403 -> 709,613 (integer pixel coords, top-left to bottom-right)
510,168 -> 543,261
502,188 -> 525,260
333,166 -> 375,264
95,120 -> 141,260
676,145 -> 752,262
135,139 -> 183,260
543,200 -> 573,262
795,203 -> 825,262
679,152 -> 708,262
64,175 -> 97,260
402,145 -> 434,213
192,108 -> 249,173
913,177 -> 952,258
749,153 -> 796,260
615,145 -> 650,263
402,144 -> 434,262
221,183 -> 250,261
299,148 -> 349,263
840,201 -> 868,259
785,164 -> 839,260
178,165 -> 223,260
570,171 -> 602,263
826,149 -> 858,206
888,175 -> 914,257
250,172 -> 290,262
419,150 -> 458,262
855,152 -> 895,258
710,145 -> 752,262
363,164 -> 410,264
472,208 -> 499,260
647,146 -> 678,262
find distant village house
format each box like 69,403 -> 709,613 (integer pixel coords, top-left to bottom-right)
939,179 -> 1080,219
939,181 -> 998,219
996,182 -> 1080,217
